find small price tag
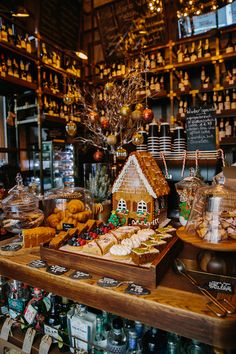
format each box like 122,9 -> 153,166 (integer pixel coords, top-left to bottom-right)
70,270 -> 92,280
24,304 -> 38,324
28,259 -> 47,268
22,327 -> 36,354
97,277 -> 120,288
1,243 -> 22,252
125,283 -> 150,296
0,318 -> 14,340
39,335 -> 52,354
204,280 -> 234,294
62,223 -> 74,231
46,265 -> 69,275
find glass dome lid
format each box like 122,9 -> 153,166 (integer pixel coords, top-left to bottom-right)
185,182 -> 236,244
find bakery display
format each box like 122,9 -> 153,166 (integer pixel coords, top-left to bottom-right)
2,173 -> 44,234
185,183 -> 236,244
43,186 -> 93,231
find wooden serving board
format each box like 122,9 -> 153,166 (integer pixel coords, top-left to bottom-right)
40,235 -> 183,288
177,227 -> 236,252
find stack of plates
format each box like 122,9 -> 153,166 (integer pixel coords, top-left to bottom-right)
147,121 -> 159,157
136,130 -> 148,152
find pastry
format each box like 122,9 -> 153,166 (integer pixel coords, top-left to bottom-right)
67,199 -> 85,213
131,247 -> 159,265
109,244 -> 131,259
49,230 -> 70,249
47,214 -> 60,228
84,219 -> 97,231
22,227 -> 56,248
82,240 -> 102,255
110,229 -> 129,242
141,239 -> 166,251
97,233 -> 117,255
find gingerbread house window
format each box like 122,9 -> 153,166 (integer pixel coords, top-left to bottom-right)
137,200 -> 147,213
117,198 -> 127,211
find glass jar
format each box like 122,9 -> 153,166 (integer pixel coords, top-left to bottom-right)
175,169 -> 205,226
2,173 -> 44,233
186,182 -> 236,243
43,186 -> 93,231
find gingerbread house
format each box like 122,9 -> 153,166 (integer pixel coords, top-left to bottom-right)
112,151 -> 170,225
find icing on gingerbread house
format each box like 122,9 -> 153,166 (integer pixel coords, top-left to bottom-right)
112,151 -> 170,224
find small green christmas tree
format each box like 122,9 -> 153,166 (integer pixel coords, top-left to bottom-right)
108,211 -> 120,227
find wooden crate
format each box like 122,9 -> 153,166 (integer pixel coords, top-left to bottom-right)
40,236 -> 183,288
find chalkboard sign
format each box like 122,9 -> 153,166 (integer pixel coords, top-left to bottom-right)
186,106 -> 216,151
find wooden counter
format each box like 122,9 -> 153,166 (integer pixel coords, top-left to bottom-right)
0,245 -> 236,350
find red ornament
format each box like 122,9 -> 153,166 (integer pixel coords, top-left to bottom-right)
93,150 -> 104,161
100,117 -> 109,129
143,108 -> 154,123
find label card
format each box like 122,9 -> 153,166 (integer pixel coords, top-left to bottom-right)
1,243 -> 22,252
70,270 -> 92,280
39,335 -> 52,354
62,223 -> 74,231
22,328 -> 36,354
46,265 -> 69,275
28,259 -> 48,268
97,277 -> 120,288
125,283 -> 151,296
24,304 -> 38,324
0,318 -> 14,340
204,280 -> 234,294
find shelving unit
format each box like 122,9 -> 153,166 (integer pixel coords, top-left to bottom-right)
0,14 -> 84,193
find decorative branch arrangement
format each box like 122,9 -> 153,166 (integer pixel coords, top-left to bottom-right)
71,68 -> 155,159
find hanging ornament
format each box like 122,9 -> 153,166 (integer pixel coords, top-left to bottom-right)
131,109 -> 143,121
93,150 -> 104,162
116,147 -> 128,161
135,103 -> 144,112
132,132 -> 144,146
143,108 -> 154,123
100,116 -> 109,129
120,105 -> 131,117
66,121 -> 77,137
63,92 -> 74,106
105,82 -> 115,93
107,134 -> 117,146
89,111 -> 99,123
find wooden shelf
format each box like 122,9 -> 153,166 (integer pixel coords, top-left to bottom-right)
0,245 -> 235,350
0,40 -> 37,62
0,74 -> 37,93
42,88 -> 65,99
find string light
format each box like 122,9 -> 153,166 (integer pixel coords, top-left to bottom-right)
177,0 -> 232,18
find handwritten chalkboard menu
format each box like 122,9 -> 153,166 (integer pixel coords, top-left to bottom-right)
186,106 -> 216,151
96,0 -> 167,59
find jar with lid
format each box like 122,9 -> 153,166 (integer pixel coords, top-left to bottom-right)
43,186 -> 93,231
185,181 -> 236,243
2,173 -> 44,233
175,168 -> 206,226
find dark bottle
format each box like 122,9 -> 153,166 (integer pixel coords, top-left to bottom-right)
94,316 -> 107,353
127,329 -> 140,353
166,332 -> 181,354
203,39 -> 211,58
23,287 -> 50,331
58,312 -> 70,352
107,317 -> 127,354
8,280 -> 30,320
44,295 -> 61,344
42,71 -> 48,88
225,33 -> 234,54
142,327 -> 159,353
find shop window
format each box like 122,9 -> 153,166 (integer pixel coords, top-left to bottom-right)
137,200 -> 147,213
117,198 -> 127,211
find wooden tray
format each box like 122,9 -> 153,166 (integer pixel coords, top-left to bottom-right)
177,227 -> 236,252
40,235 -> 183,288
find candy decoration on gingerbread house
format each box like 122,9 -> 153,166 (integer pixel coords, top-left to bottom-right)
111,151 -> 170,226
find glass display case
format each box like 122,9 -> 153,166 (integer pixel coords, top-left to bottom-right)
33,142 -> 76,191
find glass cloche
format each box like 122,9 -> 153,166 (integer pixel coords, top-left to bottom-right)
2,174 -> 44,233
185,182 -> 236,244
175,168 -> 206,226
43,186 -> 94,231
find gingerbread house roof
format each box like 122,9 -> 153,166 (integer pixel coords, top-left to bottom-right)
112,151 -> 170,198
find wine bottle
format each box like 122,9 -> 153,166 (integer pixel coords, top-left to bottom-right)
190,42 -> 197,62
41,43 -> 48,63
224,90 -> 231,110
44,295 -> 61,344
231,88 -> 236,109
217,91 -> 224,112
201,66 -> 206,86
225,119 -> 232,137
177,45 -> 184,63
150,53 -> 156,69
219,118 -> 226,141
0,20 -> 8,42
197,40 -> 203,59
225,33 -> 234,54
107,317 -> 127,354
7,56 -> 13,76
25,34 -> 32,54
184,45 -> 190,62
203,39 -> 211,58
13,58 -> 19,78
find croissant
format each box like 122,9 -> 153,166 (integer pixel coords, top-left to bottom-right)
47,214 -> 60,228
67,199 -> 85,213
